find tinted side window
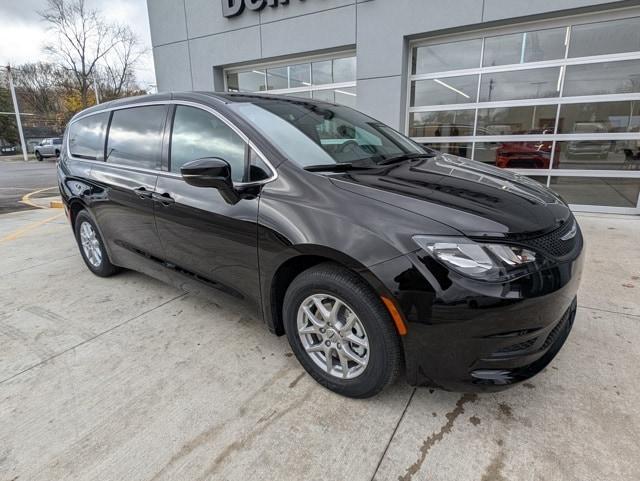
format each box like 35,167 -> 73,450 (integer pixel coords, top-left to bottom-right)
68,113 -> 109,160
53,139 -> 62,145
170,105 -> 247,182
107,105 -> 167,169
248,148 -> 272,182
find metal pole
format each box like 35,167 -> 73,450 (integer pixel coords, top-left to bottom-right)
93,77 -> 100,104
6,65 -> 28,161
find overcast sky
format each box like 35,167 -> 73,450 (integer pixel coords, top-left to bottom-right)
0,0 -> 156,88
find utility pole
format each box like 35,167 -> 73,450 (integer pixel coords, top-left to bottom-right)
5,65 -> 28,161
93,77 -> 100,104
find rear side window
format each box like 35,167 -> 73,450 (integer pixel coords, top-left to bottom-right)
68,113 -> 109,160
53,139 -> 62,145
107,105 -> 167,169
170,105 -> 247,182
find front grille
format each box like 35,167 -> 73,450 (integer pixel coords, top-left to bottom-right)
522,218 -> 578,258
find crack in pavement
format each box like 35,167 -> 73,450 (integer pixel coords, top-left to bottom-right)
398,393 -> 479,481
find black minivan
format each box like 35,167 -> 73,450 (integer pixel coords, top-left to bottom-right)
58,92 -> 584,398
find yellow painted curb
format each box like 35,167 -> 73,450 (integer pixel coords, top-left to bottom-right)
20,186 -> 58,209
50,200 -> 64,209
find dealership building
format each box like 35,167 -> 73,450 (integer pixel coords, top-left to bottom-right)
147,0 -> 640,214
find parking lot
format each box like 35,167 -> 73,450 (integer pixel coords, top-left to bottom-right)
1,205 -> 639,481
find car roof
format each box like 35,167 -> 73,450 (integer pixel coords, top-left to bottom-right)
69,91 -> 342,123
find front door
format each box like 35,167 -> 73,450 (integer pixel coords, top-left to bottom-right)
153,104 -> 262,306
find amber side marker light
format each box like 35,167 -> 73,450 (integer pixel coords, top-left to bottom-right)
381,296 -> 408,336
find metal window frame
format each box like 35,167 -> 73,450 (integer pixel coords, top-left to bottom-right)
405,6 -> 640,213
67,100 -> 278,187
223,51 -> 357,98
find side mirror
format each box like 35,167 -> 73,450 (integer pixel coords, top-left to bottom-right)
181,157 -> 239,204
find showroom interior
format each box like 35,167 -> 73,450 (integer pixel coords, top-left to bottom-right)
148,0 -> 640,214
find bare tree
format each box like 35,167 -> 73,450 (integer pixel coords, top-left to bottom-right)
13,63 -> 65,116
98,26 -> 147,101
39,0 -> 123,108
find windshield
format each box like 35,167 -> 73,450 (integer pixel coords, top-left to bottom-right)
229,99 -> 426,167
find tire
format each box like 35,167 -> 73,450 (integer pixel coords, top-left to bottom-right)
35,151 -> 42,161
74,210 -> 120,277
283,263 -> 402,398
55,150 -> 60,158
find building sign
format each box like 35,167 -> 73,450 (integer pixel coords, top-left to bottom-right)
222,0 -> 305,18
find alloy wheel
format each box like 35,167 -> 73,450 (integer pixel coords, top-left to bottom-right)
79,221 -> 103,268
297,294 -> 370,379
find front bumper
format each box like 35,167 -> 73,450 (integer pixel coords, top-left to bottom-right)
370,234 -> 585,392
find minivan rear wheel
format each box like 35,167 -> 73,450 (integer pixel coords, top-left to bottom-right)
74,211 -> 120,277
283,263 -> 402,398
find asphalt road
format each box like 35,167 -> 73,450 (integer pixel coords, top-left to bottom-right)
0,160 -> 58,214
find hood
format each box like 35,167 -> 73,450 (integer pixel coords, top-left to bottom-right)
329,154 -> 571,238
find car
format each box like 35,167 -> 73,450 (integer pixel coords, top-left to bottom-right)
566,123 -> 610,160
57,92 -> 584,398
34,137 -> 63,161
0,139 -> 17,156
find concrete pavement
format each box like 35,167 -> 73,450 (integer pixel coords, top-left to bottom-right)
0,208 -> 639,481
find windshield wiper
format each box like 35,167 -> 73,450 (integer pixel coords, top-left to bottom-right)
304,162 -> 377,172
377,152 -> 434,165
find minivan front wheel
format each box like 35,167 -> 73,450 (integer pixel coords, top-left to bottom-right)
74,211 -> 120,277
283,263 -> 402,398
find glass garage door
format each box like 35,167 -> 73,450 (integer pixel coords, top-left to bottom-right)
408,12 -> 640,214
225,53 -> 356,107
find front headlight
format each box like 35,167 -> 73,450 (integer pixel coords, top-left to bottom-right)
413,235 -> 540,282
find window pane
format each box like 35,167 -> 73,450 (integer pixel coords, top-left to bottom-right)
266,63 -> 311,90
312,60 -> 333,85
558,101 -> 640,134
289,63 -> 311,88
476,105 -> 557,135
479,67 -> 561,102
421,142 -> 472,158
555,140 -> 640,170
170,106 -> 246,182
474,141 -> 552,169
333,57 -> 356,83
266,66 -> 289,90
249,149 -> 271,182
569,17 -> 640,58
563,60 -> 640,97
483,28 -> 566,67
107,106 -> 166,169
68,112 -> 109,160
226,72 -> 239,92
550,177 -> 640,208
411,75 -> 478,106
409,110 -> 475,138
412,39 -> 482,74
230,70 -> 266,92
